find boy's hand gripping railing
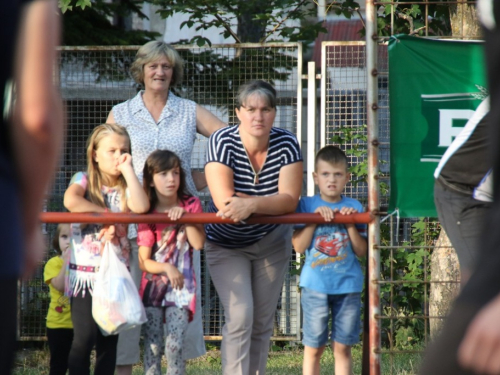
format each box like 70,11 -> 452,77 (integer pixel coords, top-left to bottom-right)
40,212 -> 374,225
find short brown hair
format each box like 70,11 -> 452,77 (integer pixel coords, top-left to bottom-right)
315,145 -> 348,171
130,41 -> 183,87
236,80 -> 277,109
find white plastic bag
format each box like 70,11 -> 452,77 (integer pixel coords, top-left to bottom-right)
92,241 -> 147,336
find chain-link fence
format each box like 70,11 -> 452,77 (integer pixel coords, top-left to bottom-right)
20,43 -> 303,341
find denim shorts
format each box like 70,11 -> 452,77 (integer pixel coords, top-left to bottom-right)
301,287 -> 361,347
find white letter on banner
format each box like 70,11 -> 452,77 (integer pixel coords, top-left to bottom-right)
438,109 -> 474,147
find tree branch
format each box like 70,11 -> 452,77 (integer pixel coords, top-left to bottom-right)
354,7 -> 365,30
409,26 -> 426,35
200,0 -> 241,43
260,0 -> 309,43
397,11 -> 414,34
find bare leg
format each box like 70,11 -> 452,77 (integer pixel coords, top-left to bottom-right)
302,345 -> 325,375
333,341 -> 352,375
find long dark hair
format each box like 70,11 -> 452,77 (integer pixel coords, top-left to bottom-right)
142,150 -> 189,211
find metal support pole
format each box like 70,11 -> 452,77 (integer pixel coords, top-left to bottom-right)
365,0 -> 381,374
307,61 -> 317,196
320,43 -> 327,148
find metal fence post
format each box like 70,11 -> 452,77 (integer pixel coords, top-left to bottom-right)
365,0 -> 381,374
307,61 -> 317,196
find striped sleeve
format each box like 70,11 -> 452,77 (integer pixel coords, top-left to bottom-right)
275,129 -> 303,166
206,126 -> 236,167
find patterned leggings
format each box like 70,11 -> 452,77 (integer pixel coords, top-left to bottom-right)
143,306 -> 189,375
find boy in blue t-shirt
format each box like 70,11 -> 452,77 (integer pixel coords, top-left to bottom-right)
292,145 -> 367,375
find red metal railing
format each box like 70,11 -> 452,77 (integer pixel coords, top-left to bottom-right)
40,212 -> 374,225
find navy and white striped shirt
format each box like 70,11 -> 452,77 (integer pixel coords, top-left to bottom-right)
205,125 -> 303,248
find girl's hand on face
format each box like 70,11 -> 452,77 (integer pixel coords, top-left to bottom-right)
116,153 -> 133,173
62,247 -> 71,262
217,196 -> 252,223
167,207 -> 186,221
164,264 -> 184,289
314,206 -> 336,222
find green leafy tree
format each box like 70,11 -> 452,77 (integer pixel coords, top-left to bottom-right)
59,0 -> 160,45
329,0 -> 480,38
152,0 -> 326,46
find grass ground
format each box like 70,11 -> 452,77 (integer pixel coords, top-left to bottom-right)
13,343 -> 423,374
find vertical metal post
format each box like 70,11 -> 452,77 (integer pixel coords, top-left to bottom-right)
296,42 -> 303,342
307,61 -> 317,196
365,0 -> 381,374
296,43 -> 303,146
320,43 -> 327,148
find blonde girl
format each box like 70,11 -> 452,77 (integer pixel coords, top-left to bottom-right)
63,123 -> 149,375
44,224 -> 73,375
137,150 -> 205,375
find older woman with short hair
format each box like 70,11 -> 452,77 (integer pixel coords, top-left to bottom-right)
204,80 -> 303,375
107,40 -> 226,375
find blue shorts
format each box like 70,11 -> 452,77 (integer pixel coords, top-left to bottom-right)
301,287 -> 361,347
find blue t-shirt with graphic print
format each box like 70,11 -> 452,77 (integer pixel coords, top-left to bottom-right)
297,194 -> 367,295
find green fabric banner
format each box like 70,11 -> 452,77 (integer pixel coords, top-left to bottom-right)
388,35 -> 486,217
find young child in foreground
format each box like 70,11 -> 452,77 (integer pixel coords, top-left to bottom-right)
137,150 -> 205,375
292,145 -> 368,375
44,224 -> 73,375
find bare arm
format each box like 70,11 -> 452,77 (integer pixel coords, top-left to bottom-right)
292,205 -> 336,254
346,224 -> 368,257
118,154 -> 149,213
11,0 -> 62,276
184,224 -> 205,251
165,207 -> 205,250
49,250 -> 69,292
192,105 -> 226,190
64,184 -> 106,213
106,110 -> 115,124
205,161 -> 303,222
138,245 -> 167,274
292,225 -> 316,254
49,269 -> 66,292
138,245 -> 184,289
196,105 -> 226,137
339,207 -> 367,257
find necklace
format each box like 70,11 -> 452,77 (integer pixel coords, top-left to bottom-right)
242,143 -> 268,185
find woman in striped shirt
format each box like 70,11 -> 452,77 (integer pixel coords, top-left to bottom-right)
204,80 -> 303,375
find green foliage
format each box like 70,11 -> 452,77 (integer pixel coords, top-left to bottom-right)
153,0 -> 327,45
379,217 -> 439,349
172,48 -> 295,114
333,0 -> 453,37
331,125 -> 389,196
59,0 -> 160,46
59,0 -> 92,13
62,7 -> 160,46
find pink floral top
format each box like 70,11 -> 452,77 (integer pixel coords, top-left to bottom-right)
137,196 -> 202,320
